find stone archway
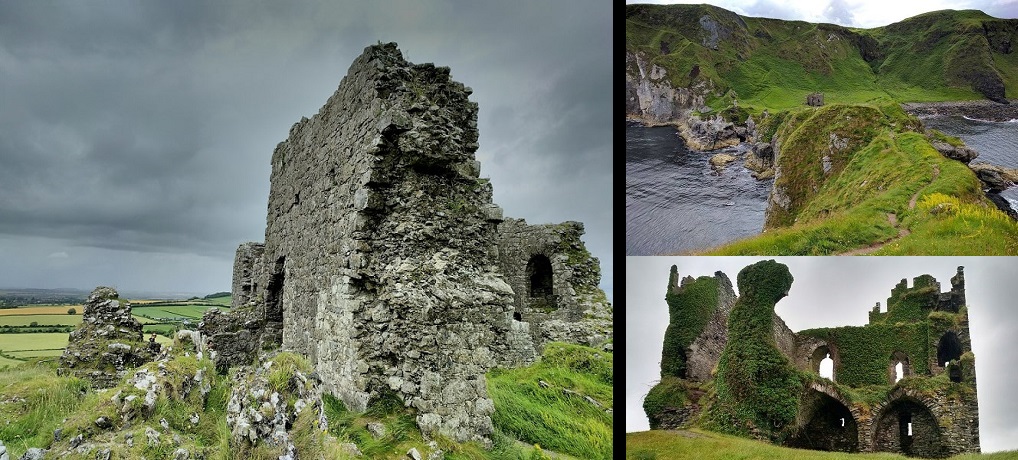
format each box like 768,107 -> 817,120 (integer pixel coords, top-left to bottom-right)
873,396 -> 945,457
784,389 -> 859,452
526,254 -> 556,311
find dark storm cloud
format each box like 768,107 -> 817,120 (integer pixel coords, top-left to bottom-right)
627,257 -> 1018,453
0,1 -> 612,296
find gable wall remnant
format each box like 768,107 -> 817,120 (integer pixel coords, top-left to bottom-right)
206,43 -> 612,446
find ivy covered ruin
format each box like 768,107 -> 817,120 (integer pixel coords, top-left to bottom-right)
644,260 -> 979,457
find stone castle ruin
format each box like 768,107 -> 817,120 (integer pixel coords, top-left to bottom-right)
201,43 -> 612,444
646,261 -> 978,458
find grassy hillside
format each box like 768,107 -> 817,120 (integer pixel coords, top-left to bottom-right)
626,429 -> 1014,460
0,341 -> 610,460
703,103 -> 1018,255
626,4 -> 1018,111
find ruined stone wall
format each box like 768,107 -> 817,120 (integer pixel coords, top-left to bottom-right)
251,43 -> 528,444
494,218 -> 612,350
683,271 -> 797,383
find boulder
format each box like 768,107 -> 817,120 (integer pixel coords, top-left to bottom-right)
709,153 -> 738,169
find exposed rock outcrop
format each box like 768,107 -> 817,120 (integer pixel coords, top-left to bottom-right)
931,141 -> 979,164
744,142 -> 775,179
58,287 -> 156,389
969,163 -> 1018,192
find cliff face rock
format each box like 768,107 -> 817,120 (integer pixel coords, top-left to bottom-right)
625,50 -> 708,124
58,287 -> 156,389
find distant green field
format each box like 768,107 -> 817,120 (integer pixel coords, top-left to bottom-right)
0,315 -> 82,327
0,355 -> 22,368
7,349 -> 63,358
0,333 -> 68,352
143,324 -> 178,336
132,305 -> 225,320
203,295 -> 231,306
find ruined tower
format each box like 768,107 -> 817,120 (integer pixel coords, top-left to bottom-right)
646,263 -> 978,457
207,43 -> 612,445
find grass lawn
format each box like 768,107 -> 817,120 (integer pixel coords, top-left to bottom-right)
0,333 -> 69,352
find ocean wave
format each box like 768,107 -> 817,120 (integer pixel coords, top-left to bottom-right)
960,115 -> 1018,123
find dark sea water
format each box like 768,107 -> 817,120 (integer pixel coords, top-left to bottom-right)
625,123 -> 772,255
922,116 -> 1018,208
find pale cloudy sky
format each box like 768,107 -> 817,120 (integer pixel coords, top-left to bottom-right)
627,257 -> 1018,453
625,0 -> 1018,28
0,1 -> 612,299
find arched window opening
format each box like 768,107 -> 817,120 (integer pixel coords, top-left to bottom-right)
889,351 -> 910,385
938,331 -> 963,367
819,354 -> 835,381
513,312 -> 522,322
810,345 -> 836,382
526,254 -> 556,311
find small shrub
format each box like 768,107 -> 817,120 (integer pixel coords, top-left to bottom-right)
67,308 -> 76,315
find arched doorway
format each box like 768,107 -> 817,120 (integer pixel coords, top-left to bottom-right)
938,331 -> 962,367
784,390 -> 859,452
526,254 -> 556,311
873,397 -> 945,457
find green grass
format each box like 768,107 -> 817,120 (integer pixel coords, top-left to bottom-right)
0,355 -> 23,368
0,333 -> 69,352
488,342 -> 613,460
6,349 -> 64,358
0,365 -> 90,459
132,305 -> 225,320
704,104 -> 1017,255
626,428 -> 1017,459
0,314 -> 82,326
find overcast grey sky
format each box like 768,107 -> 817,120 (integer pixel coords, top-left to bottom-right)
0,1 -> 612,299
625,0 -> 1018,28
627,256 -> 1018,453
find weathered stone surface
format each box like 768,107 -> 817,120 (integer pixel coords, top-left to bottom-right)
709,153 -> 738,169
931,141 -> 979,164
495,219 -> 612,358
58,287 -> 154,389
969,162 -> 1018,192
211,42 -> 612,446
0,440 -> 8,460
18,448 -> 45,460
225,355 -> 319,449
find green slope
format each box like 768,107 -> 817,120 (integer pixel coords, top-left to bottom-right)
626,428 -> 1014,460
704,103 -> 1018,255
626,4 -> 1018,109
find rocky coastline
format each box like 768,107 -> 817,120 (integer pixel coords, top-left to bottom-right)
909,102 -> 1018,219
903,99 -> 1018,122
